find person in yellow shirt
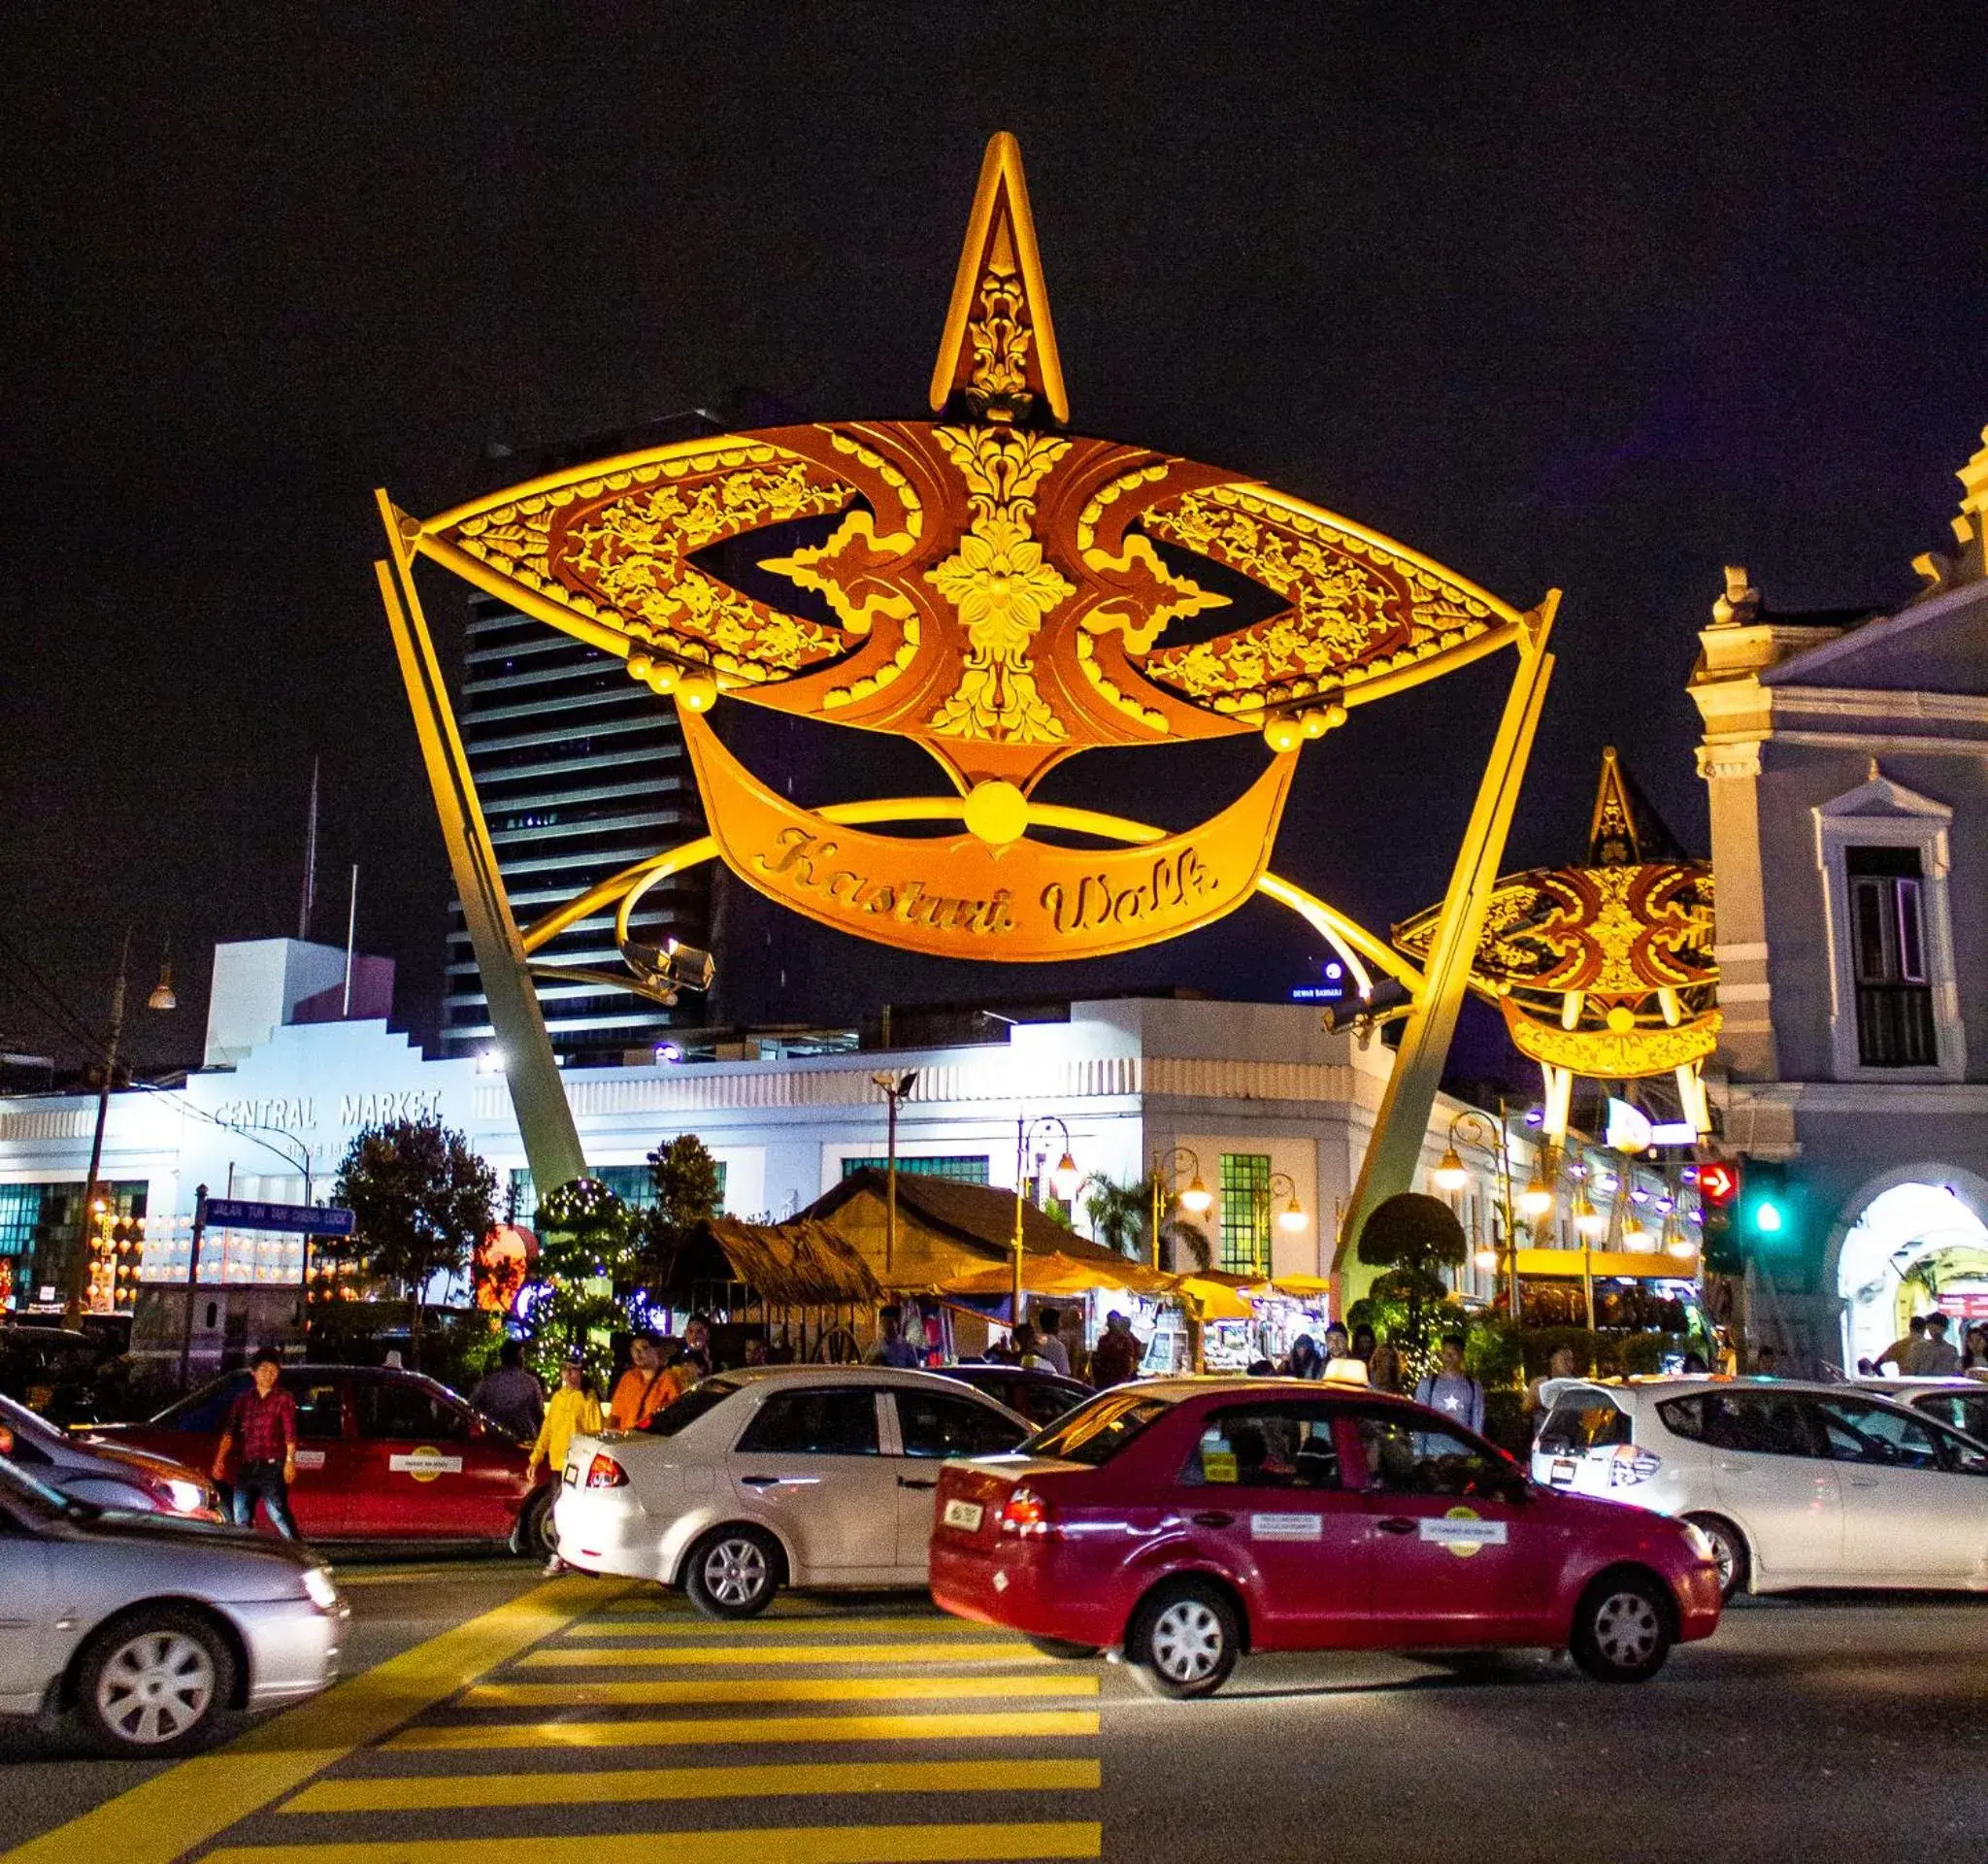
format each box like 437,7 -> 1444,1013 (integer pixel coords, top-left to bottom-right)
529,1353 -> 604,1573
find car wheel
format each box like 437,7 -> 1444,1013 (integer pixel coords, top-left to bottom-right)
1570,1574 -> 1673,1683
1126,1581 -> 1239,1699
1024,1634 -> 1102,1660
77,1609 -> 235,1755
1683,1513 -> 1749,1601
512,1486 -> 558,1559
683,1525 -> 782,1618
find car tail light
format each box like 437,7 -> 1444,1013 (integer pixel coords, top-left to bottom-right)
584,1453 -> 630,1489
997,1486 -> 1055,1537
1607,1445 -> 1664,1487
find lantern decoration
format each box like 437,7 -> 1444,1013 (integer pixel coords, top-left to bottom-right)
474,1223 -> 540,1315
1393,749 -> 1719,1139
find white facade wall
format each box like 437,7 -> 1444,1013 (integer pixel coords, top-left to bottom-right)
0,994 -> 1487,1288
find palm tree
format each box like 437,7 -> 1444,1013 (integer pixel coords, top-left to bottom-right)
1082,1173 -> 1211,1271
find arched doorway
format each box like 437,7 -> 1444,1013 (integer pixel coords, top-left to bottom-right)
1836,1179 -> 1988,1368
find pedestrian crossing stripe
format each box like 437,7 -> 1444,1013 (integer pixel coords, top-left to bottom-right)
387,1709 -> 1102,1750
282,1758 -> 1103,1814
206,1823 -> 1103,1864
521,1641 -> 1043,1667
464,1674 -> 1100,1706
0,1578 -> 632,1864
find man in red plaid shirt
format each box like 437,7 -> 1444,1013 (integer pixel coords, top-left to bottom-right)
213,1348 -> 299,1538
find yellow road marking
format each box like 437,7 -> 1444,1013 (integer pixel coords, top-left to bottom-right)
524,1641 -> 1041,1667
567,1614 -> 977,1636
464,1674 -> 1099,1707
388,1709 -> 1101,1750
210,1822 -> 1102,1863
283,1757 -> 1102,1814
0,1577 -> 632,1864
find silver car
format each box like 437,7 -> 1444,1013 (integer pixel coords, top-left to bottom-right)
0,1455 -> 346,1754
554,1365 -> 1033,1616
1,1390 -> 222,1519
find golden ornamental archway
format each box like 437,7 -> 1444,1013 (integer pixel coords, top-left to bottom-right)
374,132 -> 1560,1268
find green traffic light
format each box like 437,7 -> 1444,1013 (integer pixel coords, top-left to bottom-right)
1753,1201 -> 1784,1235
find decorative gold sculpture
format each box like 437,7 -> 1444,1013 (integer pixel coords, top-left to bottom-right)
1392,749 -> 1720,1133
375,130 -> 1561,1235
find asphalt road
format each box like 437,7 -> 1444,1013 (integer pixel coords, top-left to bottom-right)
4,1564 -> 1985,1864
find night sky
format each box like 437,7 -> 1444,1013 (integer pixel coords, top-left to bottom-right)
3,4 -> 1983,1074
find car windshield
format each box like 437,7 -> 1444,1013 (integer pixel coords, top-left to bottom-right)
1021,1389 -> 1176,1466
642,1378 -> 743,1438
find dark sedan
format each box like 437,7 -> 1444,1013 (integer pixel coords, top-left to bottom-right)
936,1363 -> 1092,1426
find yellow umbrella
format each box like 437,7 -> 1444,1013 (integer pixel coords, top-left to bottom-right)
1172,1275 -> 1255,1321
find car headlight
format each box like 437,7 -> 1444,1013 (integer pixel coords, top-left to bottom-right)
164,1478 -> 207,1514
300,1564 -> 342,1613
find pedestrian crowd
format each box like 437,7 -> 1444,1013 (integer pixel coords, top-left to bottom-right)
1866,1312 -> 1988,1377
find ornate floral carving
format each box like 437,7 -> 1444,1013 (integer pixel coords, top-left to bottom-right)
964,260 -> 1035,422
922,425 -> 1074,744
1140,486 -> 1494,711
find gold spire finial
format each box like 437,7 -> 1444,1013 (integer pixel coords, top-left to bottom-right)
929,132 -> 1069,425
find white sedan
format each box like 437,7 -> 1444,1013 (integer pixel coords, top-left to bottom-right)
554,1365 -> 1034,1616
1533,1376 -> 1988,1597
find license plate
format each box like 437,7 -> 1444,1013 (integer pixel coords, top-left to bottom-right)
942,1498 -> 984,1531
1550,1458 -> 1576,1486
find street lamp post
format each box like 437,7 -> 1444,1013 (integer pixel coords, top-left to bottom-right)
871,1070 -> 918,1276
1149,1146 -> 1212,1272
1012,1114 -> 1079,1326
65,928 -> 176,1325
1435,1102 -> 1555,1326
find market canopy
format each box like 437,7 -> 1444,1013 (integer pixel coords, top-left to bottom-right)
803,1169 -> 1170,1294
659,1215 -> 882,1309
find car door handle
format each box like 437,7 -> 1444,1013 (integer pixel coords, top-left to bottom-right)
1375,1516 -> 1418,1536
1189,1511 -> 1235,1528
1847,1476 -> 1881,1488
897,1476 -> 940,1489
739,1475 -> 789,1487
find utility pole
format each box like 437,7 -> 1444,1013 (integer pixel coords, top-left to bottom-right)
65,929 -> 131,1325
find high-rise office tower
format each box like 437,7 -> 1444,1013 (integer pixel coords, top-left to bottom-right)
440,414 -> 718,1063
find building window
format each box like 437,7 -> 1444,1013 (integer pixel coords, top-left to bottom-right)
842,1155 -> 989,1185
506,1161 -> 724,1226
1847,847 -> 1938,1067
1219,1152 -> 1272,1275
1814,771 -> 1963,1082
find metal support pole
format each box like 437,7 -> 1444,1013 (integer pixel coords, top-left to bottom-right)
1338,599 -> 1558,1284
1011,1115 -> 1026,1330
374,500 -> 586,1191
886,1089 -> 899,1277
178,1184 -> 208,1395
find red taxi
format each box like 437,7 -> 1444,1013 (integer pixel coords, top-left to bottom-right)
101,1364 -> 550,1548
930,1379 -> 1722,1696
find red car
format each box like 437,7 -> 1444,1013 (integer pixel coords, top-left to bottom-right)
102,1364 -> 552,1550
930,1378 -> 1722,1696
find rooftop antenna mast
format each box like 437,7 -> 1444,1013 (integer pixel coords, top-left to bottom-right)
299,756 -> 320,942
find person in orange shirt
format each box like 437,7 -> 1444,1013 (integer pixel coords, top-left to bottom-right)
607,1333 -> 671,1430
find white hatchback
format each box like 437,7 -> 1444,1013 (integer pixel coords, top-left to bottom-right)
553,1365 -> 1033,1616
1531,1377 -> 1988,1598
